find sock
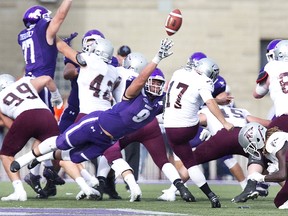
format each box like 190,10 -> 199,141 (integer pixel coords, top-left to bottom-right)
81,169 -> 93,182
16,151 -> 37,168
12,180 -> 25,192
199,183 -> 213,197
161,163 -> 181,183
187,165 -> 207,187
75,177 -> 89,191
36,152 -> 55,163
97,156 -> 111,178
38,136 -> 57,155
124,173 -> 137,189
30,164 -> 41,176
240,179 -> 247,190
42,160 -> 53,167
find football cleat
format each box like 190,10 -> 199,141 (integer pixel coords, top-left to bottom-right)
256,182 -> 269,197
231,190 -> 259,203
37,180 -> 57,199
103,175 -> 122,200
157,190 -> 176,202
24,173 -> 47,197
175,181 -> 196,202
129,184 -> 142,202
1,191 -> 27,201
28,159 -> 40,170
208,192 -> 221,208
43,167 -> 65,185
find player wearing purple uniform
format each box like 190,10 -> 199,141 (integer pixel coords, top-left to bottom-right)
0,74 -> 62,201
97,67 -> 195,202
10,38 -> 174,201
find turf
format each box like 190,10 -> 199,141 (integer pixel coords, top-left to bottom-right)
0,181 -> 286,216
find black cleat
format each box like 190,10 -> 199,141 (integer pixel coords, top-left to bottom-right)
104,176 -> 122,200
175,181 -> 196,202
231,190 -> 259,203
37,181 -> 57,199
256,182 -> 269,197
95,177 -> 105,200
24,173 -> 47,197
208,192 -> 221,208
43,167 -> 65,185
10,161 -> 21,173
231,179 -> 259,203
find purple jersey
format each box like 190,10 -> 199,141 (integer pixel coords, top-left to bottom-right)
18,19 -> 57,78
99,90 -> 164,139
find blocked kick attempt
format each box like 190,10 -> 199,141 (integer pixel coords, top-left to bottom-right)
10,39 -> 173,197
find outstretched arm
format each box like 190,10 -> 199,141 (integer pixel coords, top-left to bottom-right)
124,38 -> 173,99
46,0 -> 73,45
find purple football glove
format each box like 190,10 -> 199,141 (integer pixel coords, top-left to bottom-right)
63,32 -> 78,46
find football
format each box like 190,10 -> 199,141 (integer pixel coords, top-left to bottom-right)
165,9 -> 183,36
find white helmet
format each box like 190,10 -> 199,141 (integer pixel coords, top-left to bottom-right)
123,52 -> 148,74
89,38 -> 114,64
238,122 -> 267,159
0,74 -> 15,92
273,40 -> 288,62
195,57 -> 219,82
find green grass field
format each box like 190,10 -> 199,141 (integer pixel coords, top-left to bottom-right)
0,181 -> 286,216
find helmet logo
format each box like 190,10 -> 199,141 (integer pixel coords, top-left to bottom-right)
28,9 -> 42,19
244,126 -> 253,143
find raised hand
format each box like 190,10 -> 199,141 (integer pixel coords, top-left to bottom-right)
63,32 -> 78,46
152,38 -> 174,64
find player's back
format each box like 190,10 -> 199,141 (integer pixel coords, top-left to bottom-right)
164,68 -> 213,128
200,105 -> 249,135
264,61 -> 288,116
18,19 -> 58,78
0,77 -> 48,119
78,53 -> 120,114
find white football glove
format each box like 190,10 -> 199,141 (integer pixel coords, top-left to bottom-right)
152,38 -> 174,64
199,128 -> 212,141
50,89 -> 63,109
248,172 -> 265,182
267,162 -> 279,174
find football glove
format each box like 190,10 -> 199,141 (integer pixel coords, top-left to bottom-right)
152,38 -> 174,64
50,89 -> 63,109
199,128 -> 212,141
248,172 -> 265,182
62,32 -> 78,46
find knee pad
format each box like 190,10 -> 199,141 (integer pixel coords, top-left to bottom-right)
111,158 -> 133,178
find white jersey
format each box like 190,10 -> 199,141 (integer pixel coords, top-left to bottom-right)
264,60 -> 288,116
164,68 -> 214,128
0,77 -> 49,119
77,53 -> 120,114
199,105 -> 250,135
113,67 -> 138,103
264,131 -> 288,172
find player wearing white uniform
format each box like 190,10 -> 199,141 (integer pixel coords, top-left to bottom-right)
0,75 -> 62,201
238,122 -> 288,209
163,57 -> 234,208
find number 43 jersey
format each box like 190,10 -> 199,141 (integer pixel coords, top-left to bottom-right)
0,77 -> 48,119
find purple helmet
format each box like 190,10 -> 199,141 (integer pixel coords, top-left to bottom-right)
145,68 -> 165,96
82,29 -> 105,52
266,39 -> 282,62
23,5 -> 51,28
186,52 -> 207,69
212,75 -> 227,98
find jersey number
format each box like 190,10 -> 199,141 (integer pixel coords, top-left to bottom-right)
22,38 -> 35,64
3,83 -> 37,106
166,81 -> 188,109
90,74 -> 114,101
132,109 -> 151,123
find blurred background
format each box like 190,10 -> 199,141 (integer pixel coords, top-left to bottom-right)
0,0 -> 288,181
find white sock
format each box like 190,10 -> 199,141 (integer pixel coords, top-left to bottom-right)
124,173 -> 138,188
81,169 -> 93,182
38,136 -> 58,155
97,156 -> 111,178
75,177 -> 89,191
42,160 -> 53,167
187,165 -> 207,187
30,164 -> 41,176
16,151 -> 36,168
240,179 -> 247,190
12,180 -> 25,192
161,163 -> 181,183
